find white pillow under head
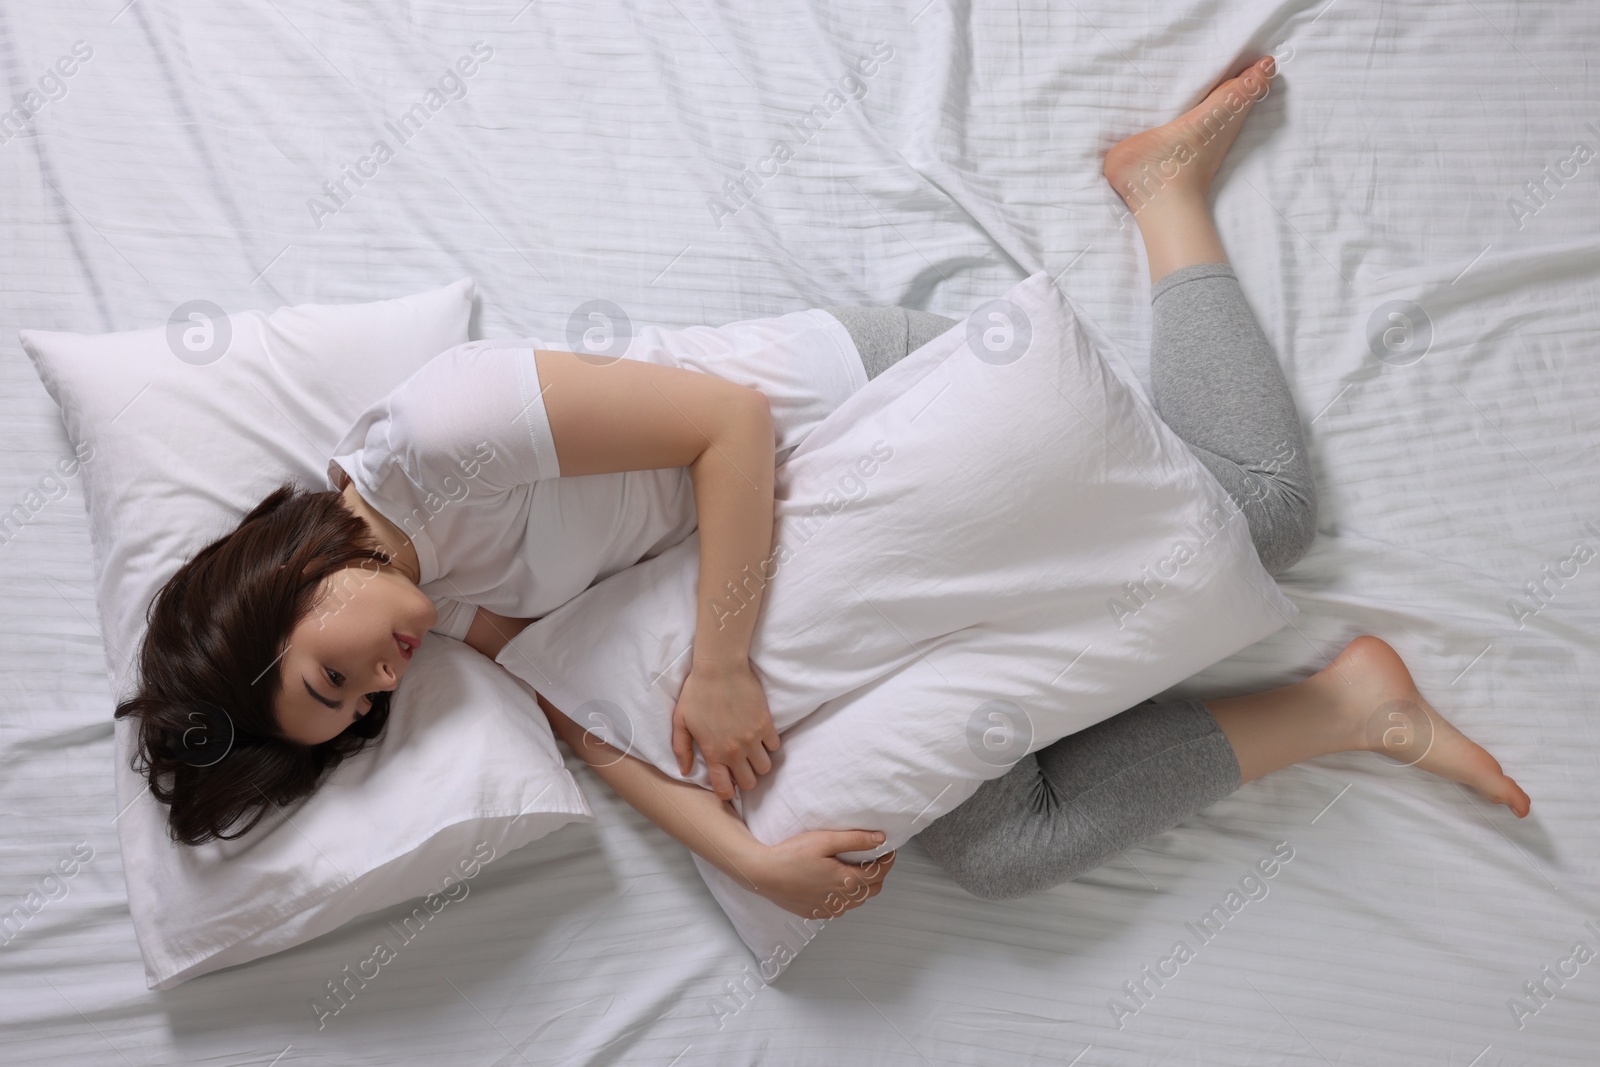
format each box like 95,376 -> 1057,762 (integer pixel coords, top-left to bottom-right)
21,280 -> 591,990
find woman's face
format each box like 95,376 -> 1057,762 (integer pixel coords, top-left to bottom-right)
274,562 -> 437,745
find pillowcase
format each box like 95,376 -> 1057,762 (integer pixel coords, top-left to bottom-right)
495,270 -> 1296,976
21,280 -> 591,990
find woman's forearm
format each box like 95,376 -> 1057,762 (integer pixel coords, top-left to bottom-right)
536,692 -> 770,892
688,389 -> 775,672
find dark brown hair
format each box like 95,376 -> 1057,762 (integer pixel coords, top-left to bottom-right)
113,480 -> 395,846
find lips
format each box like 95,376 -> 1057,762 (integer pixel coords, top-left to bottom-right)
394,633 -> 420,661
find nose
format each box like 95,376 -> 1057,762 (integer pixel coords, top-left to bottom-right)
361,667 -> 398,709
375,652 -> 400,691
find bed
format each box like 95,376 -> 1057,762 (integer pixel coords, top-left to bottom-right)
3,1 -> 1597,1063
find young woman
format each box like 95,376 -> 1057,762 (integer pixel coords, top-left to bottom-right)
116,57 -> 1527,922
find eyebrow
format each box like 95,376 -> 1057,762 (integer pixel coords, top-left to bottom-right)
303,677 -> 342,711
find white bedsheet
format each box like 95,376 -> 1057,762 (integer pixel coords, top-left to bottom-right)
2,1 -> 1597,1064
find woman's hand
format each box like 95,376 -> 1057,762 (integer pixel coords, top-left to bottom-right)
672,660 -> 781,801
750,829 -> 897,920
543,689 -> 894,921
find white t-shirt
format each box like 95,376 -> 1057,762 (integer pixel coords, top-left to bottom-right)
325,309 -> 867,640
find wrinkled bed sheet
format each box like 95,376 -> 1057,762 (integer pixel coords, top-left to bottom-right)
1,1 -> 1596,1063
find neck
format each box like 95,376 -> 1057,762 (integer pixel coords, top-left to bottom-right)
339,482 -> 423,585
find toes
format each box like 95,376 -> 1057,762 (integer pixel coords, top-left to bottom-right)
1232,57 -> 1277,100
1487,774 -> 1530,817
1244,56 -> 1276,85
1506,780 -> 1532,817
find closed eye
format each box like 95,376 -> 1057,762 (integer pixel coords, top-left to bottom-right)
320,668 -> 377,721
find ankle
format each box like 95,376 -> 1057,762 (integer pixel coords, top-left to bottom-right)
1134,203 -> 1229,284
1303,669 -> 1373,753
1129,183 -> 1209,226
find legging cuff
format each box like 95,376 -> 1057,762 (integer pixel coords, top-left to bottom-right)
1151,261 -> 1239,305
1187,696 -> 1243,790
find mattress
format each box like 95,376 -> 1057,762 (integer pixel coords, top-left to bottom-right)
2,1 -> 1596,1063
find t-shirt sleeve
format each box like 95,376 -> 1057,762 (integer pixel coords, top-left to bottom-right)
329,340 -> 563,509
429,596 -> 477,641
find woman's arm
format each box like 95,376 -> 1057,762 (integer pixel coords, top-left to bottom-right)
532,350 -> 776,671
463,609 -> 895,917
680,386 -> 773,666
533,348 -> 782,800
540,691 -> 769,891
536,690 -> 894,920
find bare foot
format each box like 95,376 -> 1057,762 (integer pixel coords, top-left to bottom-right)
1312,636 -> 1532,817
1103,56 -> 1277,214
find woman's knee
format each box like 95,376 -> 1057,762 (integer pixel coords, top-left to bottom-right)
954,869 -> 1037,902
927,825 -> 1104,901
1248,475 -> 1318,574
914,762 -> 1058,900
917,829 -> 1047,901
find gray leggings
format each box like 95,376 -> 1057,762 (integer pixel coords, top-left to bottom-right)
819,261 -> 1318,900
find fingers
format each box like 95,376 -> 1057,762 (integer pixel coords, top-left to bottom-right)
854,850 -> 895,893
707,749 -> 771,801
771,833 -> 898,921
824,829 -> 887,855
749,743 -> 772,777
717,742 -> 773,797
826,852 -> 896,917
709,763 -> 735,801
845,851 -> 894,906
671,709 -> 692,776
814,838 -> 894,919
731,757 -> 757,794
867,849 -> 896,876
